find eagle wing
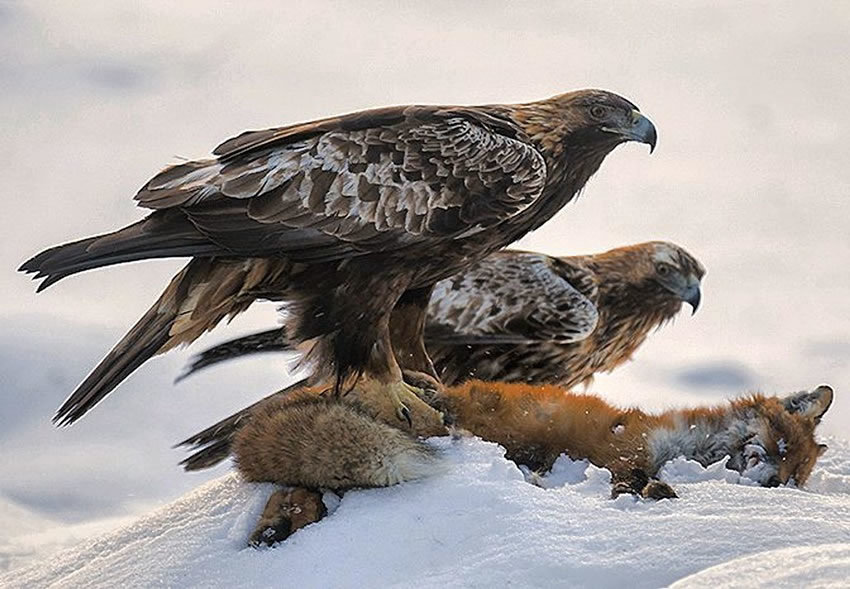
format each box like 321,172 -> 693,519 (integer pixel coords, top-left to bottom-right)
134,106 -> 548,262
425,252 -> 599,345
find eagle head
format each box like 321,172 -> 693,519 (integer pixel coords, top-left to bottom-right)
648,242 -> 705,313
519,89 -> 657,157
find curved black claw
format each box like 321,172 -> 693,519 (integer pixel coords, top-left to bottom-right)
249,521 -> 293,548
398,404 -> 413,428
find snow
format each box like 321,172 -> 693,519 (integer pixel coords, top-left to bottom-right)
670,544 -> 850,589
4,436 -> 850,589
0,498 -> 132,575
2,1 -> 850,585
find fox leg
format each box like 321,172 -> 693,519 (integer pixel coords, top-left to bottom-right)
249,487 -> 327,548
610,468 -> 677,500
640,480 -> 677,500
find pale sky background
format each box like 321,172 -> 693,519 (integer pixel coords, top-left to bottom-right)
1,0 -> 850,569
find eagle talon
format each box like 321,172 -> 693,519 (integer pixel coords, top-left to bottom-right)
352,378 -> 447,437
398,404 -> 412,427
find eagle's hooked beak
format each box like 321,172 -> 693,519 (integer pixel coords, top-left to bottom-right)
604,110 -> 657,153
681,283 -> 701,315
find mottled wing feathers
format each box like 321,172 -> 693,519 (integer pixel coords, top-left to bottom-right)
211,106 -> 408,159
425,252 -> 599,345
133,109 -> 547,261
548,256 -> 599,305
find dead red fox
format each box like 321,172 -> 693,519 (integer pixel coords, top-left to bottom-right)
231,380 -> 832,546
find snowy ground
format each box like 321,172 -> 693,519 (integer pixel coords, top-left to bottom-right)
0,500 -> 132,575
3,0 -> 850,584
3,435 -> 850,588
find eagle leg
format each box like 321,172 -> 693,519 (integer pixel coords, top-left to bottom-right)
327,290 -> 446,435
401,369 -> 448,413
390,286 -> 440,382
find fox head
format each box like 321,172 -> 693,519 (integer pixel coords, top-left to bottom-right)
725,385 -> 833,487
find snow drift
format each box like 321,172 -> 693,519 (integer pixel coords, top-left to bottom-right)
671,544 -> 850,588
4,435 -> 850,588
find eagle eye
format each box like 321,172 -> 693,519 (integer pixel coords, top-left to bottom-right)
589,105 -> 607,120
656,263 -> 671,276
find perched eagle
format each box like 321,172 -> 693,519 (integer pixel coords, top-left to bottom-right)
20,89 -> 656,427
181,240 -> 704,386
177,241 -> 704,471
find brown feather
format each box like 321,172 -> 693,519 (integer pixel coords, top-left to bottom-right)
182,241 -> 703,390
23,89 -> 655,424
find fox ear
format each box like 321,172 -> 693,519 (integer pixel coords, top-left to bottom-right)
782,385 -> 834,421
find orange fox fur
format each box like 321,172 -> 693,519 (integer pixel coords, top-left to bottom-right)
235,380 -> 832,491
232,379 -> 832,545
440,380 -> 830,487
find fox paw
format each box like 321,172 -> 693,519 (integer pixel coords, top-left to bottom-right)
249,487 -> 327,548
610,473 -> 677,501
641,480 -> 678,500
611,481 -> 635,499
249,520 -> 293,548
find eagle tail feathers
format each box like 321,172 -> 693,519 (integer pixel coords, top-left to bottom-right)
54,258 -> 270,426
176,327 -> 291,382
19,213 -> 220,291
176,378 -> 313,471
53,291 -> 177,426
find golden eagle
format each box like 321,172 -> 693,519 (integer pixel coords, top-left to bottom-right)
181,241 -> 703,387
176,241 -> 703,471
20,89 -> 656,427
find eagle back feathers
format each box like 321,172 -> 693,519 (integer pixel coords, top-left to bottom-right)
133,108 -> 548,262
426,252 -> 599,345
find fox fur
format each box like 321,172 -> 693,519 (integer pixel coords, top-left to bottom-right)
440,381 -> 831,488
234,380 -> 832,493
234,396 -> 440,490
231,380 -> 832,545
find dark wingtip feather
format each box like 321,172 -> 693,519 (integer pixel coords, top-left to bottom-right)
173,349 -> 225,383
175,413 -> 247,471
18,258 -> 38,274
175,411 -> 247,450
51,305 -> 174,427
20,213 -> 220,293
179,439 -> 234,471
19,244 -> 61,274
175,378 -> 309,470
172,368 -> 193,385
175,328 -> 290,382
35,273 -> 66,293
19,243 -> 87,291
